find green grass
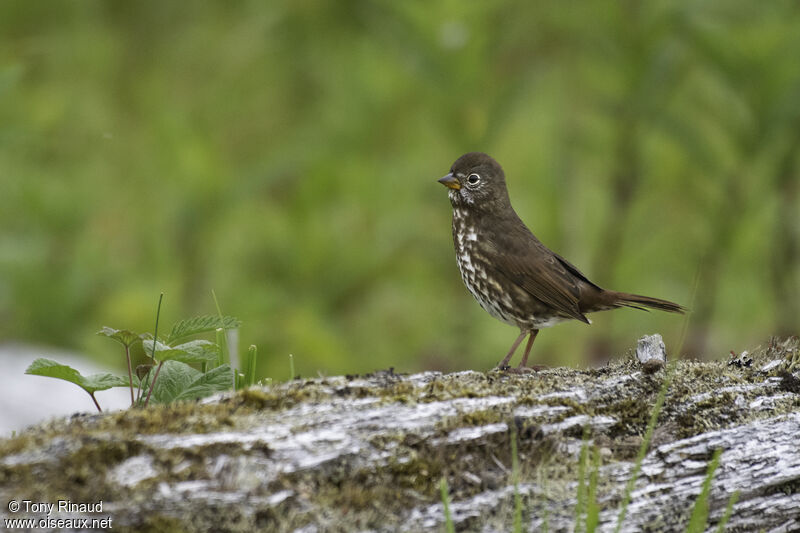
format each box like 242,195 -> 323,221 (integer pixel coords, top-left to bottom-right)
585,446 -> 600,532
687,449 -> 723,533
574,429 -> 602,533
440,477 -> 455,533
246,344 -> 258,387
715,491 -> 740,533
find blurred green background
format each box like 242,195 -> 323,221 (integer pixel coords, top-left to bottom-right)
1,1 -> 798,379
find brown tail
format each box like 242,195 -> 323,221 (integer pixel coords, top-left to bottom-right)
609,291 -> 687,314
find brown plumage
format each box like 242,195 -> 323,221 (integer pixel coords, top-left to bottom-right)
438,152 -> 685,369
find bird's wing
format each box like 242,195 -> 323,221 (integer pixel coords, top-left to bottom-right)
551,252 -> 603,291
479,224 -> 590,324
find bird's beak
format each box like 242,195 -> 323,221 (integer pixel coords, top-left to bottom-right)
438,173 -> 461,190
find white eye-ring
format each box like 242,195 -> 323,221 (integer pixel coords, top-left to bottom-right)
467,173 -> 481,185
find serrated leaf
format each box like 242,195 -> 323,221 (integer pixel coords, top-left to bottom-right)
173,364 -> 233,402
142,339 -> 219,365
173,340 -> 220,363
166,315 -> 241,343
142,339 -> 185,361
97,327 -> 142,347
147,361 -> 201,404
25,358 -> 130,394
145,361 -> 232,404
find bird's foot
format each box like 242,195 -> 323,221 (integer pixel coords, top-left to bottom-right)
525,364 -> 548,372
495,365 -> 537,374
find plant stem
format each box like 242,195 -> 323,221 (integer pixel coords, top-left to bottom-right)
212,289 -> 230,368
216,327 -> 226,367
247,345 -> 257,386
144,361 -> 164,408
211,288 -> 223,317
136,372 -> 145,404
141,292 -> 165,408
125,344 -> 134,406
687,448 -> 723,533
89,392 -> 102,413
440,478 -> 455,533
715,491 -> 739,533
152,292 -> 163,357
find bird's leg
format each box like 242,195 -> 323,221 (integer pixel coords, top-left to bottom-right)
517,329 -> 539,368
497,331 -> 528,369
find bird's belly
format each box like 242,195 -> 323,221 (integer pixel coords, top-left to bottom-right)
454,237 -> 574,330
455,242 -> 519,327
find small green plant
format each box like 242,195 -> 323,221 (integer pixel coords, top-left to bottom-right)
234,345 -> 260,390
25,359 -> 131,412
25,293 -> 243,412
246,345 -> 258,386
687,449 -> 722,533
96,327 -> 139,405
440,477 -> 455,533
575,428 -> 601,533
585,446 -> 600,532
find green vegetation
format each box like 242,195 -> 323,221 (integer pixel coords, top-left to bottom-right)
686,449 -> 722,533
715,491 -> 740,533
24,358 -> 129,412
440,478 -> 455,533
25,295 -> 247,411
575,430 -> 601,533
1,2 -> 798,378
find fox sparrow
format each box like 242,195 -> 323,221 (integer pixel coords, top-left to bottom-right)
438,152 -> 685,369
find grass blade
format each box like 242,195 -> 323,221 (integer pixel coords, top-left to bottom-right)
575,427 -> 590,533
215,327 -> 226,367
687,448 -> 723,533
586,446 -> 600,533
143,293 -> 164,407
440,477 -> 455,533
714,490 -> 739,533
246,344 -> 257,386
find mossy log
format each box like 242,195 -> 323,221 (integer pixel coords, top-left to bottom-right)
1,337 -> 798,532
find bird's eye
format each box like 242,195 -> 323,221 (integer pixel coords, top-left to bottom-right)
467,173 -> 481,185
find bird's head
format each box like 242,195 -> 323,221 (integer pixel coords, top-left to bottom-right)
438,152 -> 511,211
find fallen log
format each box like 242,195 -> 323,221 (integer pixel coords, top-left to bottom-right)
1,336 -> 798,531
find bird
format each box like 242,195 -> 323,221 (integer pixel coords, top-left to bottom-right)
438,152 -> 685,370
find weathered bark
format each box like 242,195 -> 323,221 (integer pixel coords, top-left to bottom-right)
1,337 -> 798,532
